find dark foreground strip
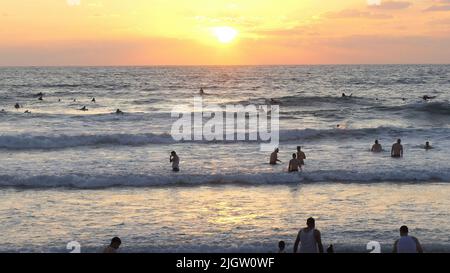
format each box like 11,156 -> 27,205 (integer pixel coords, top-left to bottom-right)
0,253 -> 444,272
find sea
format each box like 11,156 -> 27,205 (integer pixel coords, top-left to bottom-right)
0,65 -> 449,252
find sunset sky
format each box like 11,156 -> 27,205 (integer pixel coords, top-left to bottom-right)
1,0 -> 450,65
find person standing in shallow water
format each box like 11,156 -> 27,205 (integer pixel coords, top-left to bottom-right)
393,226 -> 423,253
288,153 -> 301,172
294,217 -> 324,253
296,146 -> 306,167
170,151 -> 180,172
270,148 -> 282,165
391,139 -> 403,158
371,140 -> 382,152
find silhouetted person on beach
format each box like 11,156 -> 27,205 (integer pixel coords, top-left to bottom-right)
170,151 -> 180,172
393,226 -> 423,253
391,139 -> 403,158
288,153 -> 301,172
294,217 -> 324,253
14,103 -> 20,110
278,241 -> 286,253
103,237 -> 121,253
424,141 -> 433,150
296,146 -> 306,166
79,106 -> 88,111
422,95 -> 436,101
270,148 -> 282,165
371,140 -> 382,152
327,244 -> 334,253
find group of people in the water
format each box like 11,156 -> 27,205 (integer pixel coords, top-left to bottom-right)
2,93 -> 125,115
371,138 -> 433,157
276,218 -> 423,253
270,146 -> 307,172
101,217 -> 423,253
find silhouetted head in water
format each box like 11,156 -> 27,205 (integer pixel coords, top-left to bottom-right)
116,109 -> 123,114
306,217 -> 315,229
14,103 -> 20,109
110,237 -> 121,250
278,241 -> 285,252
400,225 -> 409,236
397,139 -> 401,144
342,93 -> 346,97
425,141 -> 432,149
297,146 -> 301,152
292,153 -> 297,159
375,140 -> 379,144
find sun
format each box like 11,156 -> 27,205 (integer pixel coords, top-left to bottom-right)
212,27 -> 238,44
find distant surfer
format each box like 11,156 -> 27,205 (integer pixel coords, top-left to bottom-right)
170,151 -> 180,172
38,95 -> 43,101
296,146 -> 306,167
79,106 -> 88,111
288,153 -> 301,172
199,88 -> 205,95
270,148 -> 282,165
14,103 -> 20,110
424,141 -> 433,150
115,109 -> 124,115
371,140 -> 382,153
391,139 -> 403,158
34,92 -> 43,98
92,97 -> 96,103
24,110 -> 31,114
422,95 -> 436,101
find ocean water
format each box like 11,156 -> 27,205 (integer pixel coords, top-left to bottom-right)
0,65 -> 449,252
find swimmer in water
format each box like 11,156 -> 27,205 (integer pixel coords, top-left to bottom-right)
38,95 -> 43,101
391,139 -> 403,158
342,93 -> 352,98
371,140 -> 382,153
199,88 -> 205,95
422,95 -> 436,101
14,103 -> 20,110
424,141 -> 433,150
92,97 -> 96,103
34,92 -> 43,98
79,106 -> 88,111
115,109 -> 124,115
270,148 -> 282,165
24,110 -> 31,114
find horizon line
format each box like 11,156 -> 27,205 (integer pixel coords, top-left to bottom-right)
1,63 -> 450,68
